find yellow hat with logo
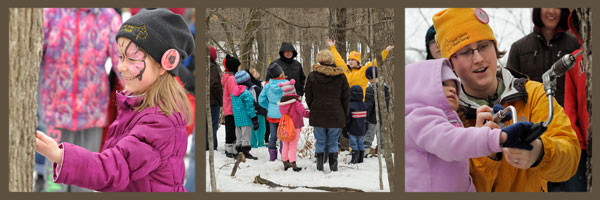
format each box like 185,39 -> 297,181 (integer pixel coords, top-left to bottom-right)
348,51 -> 361,63
432,8 -> 497,59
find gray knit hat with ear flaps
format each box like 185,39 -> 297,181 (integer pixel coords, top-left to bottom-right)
116,8 -> 194,76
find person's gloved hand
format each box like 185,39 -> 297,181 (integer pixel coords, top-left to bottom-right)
251,116 -> 259,131
521,122 -> 547,144
492,104 -> 512,122
501,122 -> 534,150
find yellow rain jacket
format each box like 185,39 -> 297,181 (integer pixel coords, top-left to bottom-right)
329,45 -> 389,100
458,67 -> 581,192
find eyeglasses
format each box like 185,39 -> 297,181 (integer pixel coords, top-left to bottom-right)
452,41 -> 494,61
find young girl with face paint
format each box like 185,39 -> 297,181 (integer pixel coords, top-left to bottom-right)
35,9 -> 194,192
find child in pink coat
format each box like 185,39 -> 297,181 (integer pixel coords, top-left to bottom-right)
277,79 -> 310,172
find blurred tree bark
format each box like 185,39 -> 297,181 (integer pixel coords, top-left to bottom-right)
239,8 -> 262,71
9,8 -> 43,192
577,8 -> 592,192
329,8 -> 347,60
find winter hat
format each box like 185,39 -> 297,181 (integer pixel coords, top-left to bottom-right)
268,62 -> 284,78
365,66 -> 378,80
224,54 -> 240,73
432,8 -> 497,59
441,63 -> 460,94
278,42 -> 298,60
279,79 -> 296,96
235,70 -> 251,84
425,25 -> 437,60
348,51 -> 361,63
116,8 -> 194,76
210,46 -> 217,62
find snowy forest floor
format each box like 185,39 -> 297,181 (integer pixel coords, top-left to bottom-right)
204,120 -> 391,192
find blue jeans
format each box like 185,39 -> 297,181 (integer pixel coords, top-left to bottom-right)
547,150 -> 588,192
349,135 -> 365,151
314,127 -> 340,153
268,122 -> 279,149
205,105 -> 220,150
184,131 -> 196,192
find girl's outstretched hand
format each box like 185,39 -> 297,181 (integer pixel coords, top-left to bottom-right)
385,45 -> 394,52
326,39 -> 335,47
35,131 -> 63,164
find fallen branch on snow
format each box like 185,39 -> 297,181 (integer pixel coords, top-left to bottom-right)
253,175 -> 364,192
231,153 -> 246,176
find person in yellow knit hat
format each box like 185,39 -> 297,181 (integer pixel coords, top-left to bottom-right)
432,8 -> 580,192
326,39 -> 394,100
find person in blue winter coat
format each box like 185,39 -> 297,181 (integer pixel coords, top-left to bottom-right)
347,85 -> 368,164
258,63 -> 288,161
231,71 -> 259,160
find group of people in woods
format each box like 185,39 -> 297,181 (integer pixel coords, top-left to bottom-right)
210,38 -> 394,172
406,8 -> 587,192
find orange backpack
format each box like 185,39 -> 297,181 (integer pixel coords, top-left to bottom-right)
277,106 -> 296,142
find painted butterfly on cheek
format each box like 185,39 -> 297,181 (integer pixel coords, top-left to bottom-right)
123,41 -> 147,81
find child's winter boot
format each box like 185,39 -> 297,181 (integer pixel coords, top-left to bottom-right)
243,146 -> 258,160
290,161 -> 302,172
268,148 -> 277,161
283,160 -> 291,171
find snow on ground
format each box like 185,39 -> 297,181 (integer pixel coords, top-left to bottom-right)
205,121 -> 391,192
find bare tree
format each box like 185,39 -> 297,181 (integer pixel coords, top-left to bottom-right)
329,8 -> 348,60
577,8 -> 592,192
239,8 -> 263,70
9,8 -> 43,192
205,15 -> 218,192
206,53 -> 217,192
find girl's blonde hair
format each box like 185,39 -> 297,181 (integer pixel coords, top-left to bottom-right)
135,65 -> 193,126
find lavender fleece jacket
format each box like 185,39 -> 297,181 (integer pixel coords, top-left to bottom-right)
404,58 -> 502,192
52,91 -> 188,192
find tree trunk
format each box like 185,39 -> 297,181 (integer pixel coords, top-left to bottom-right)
219,11 -> 237,57
578,8 -> 592,192
205,16 -> 217,191
256,23 -> 267,73
206,52 -> 217,191
301,27 -> 312,76
9,8 -> 43,192
240,8 -> 262,71
329,8 -> 347,60
377,52 -> 395,192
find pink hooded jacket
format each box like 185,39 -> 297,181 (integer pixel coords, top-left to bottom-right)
52,91 -> 188,192
222,72 -> 237,115
277,94 -> 310,128
405,58 -> 502,192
